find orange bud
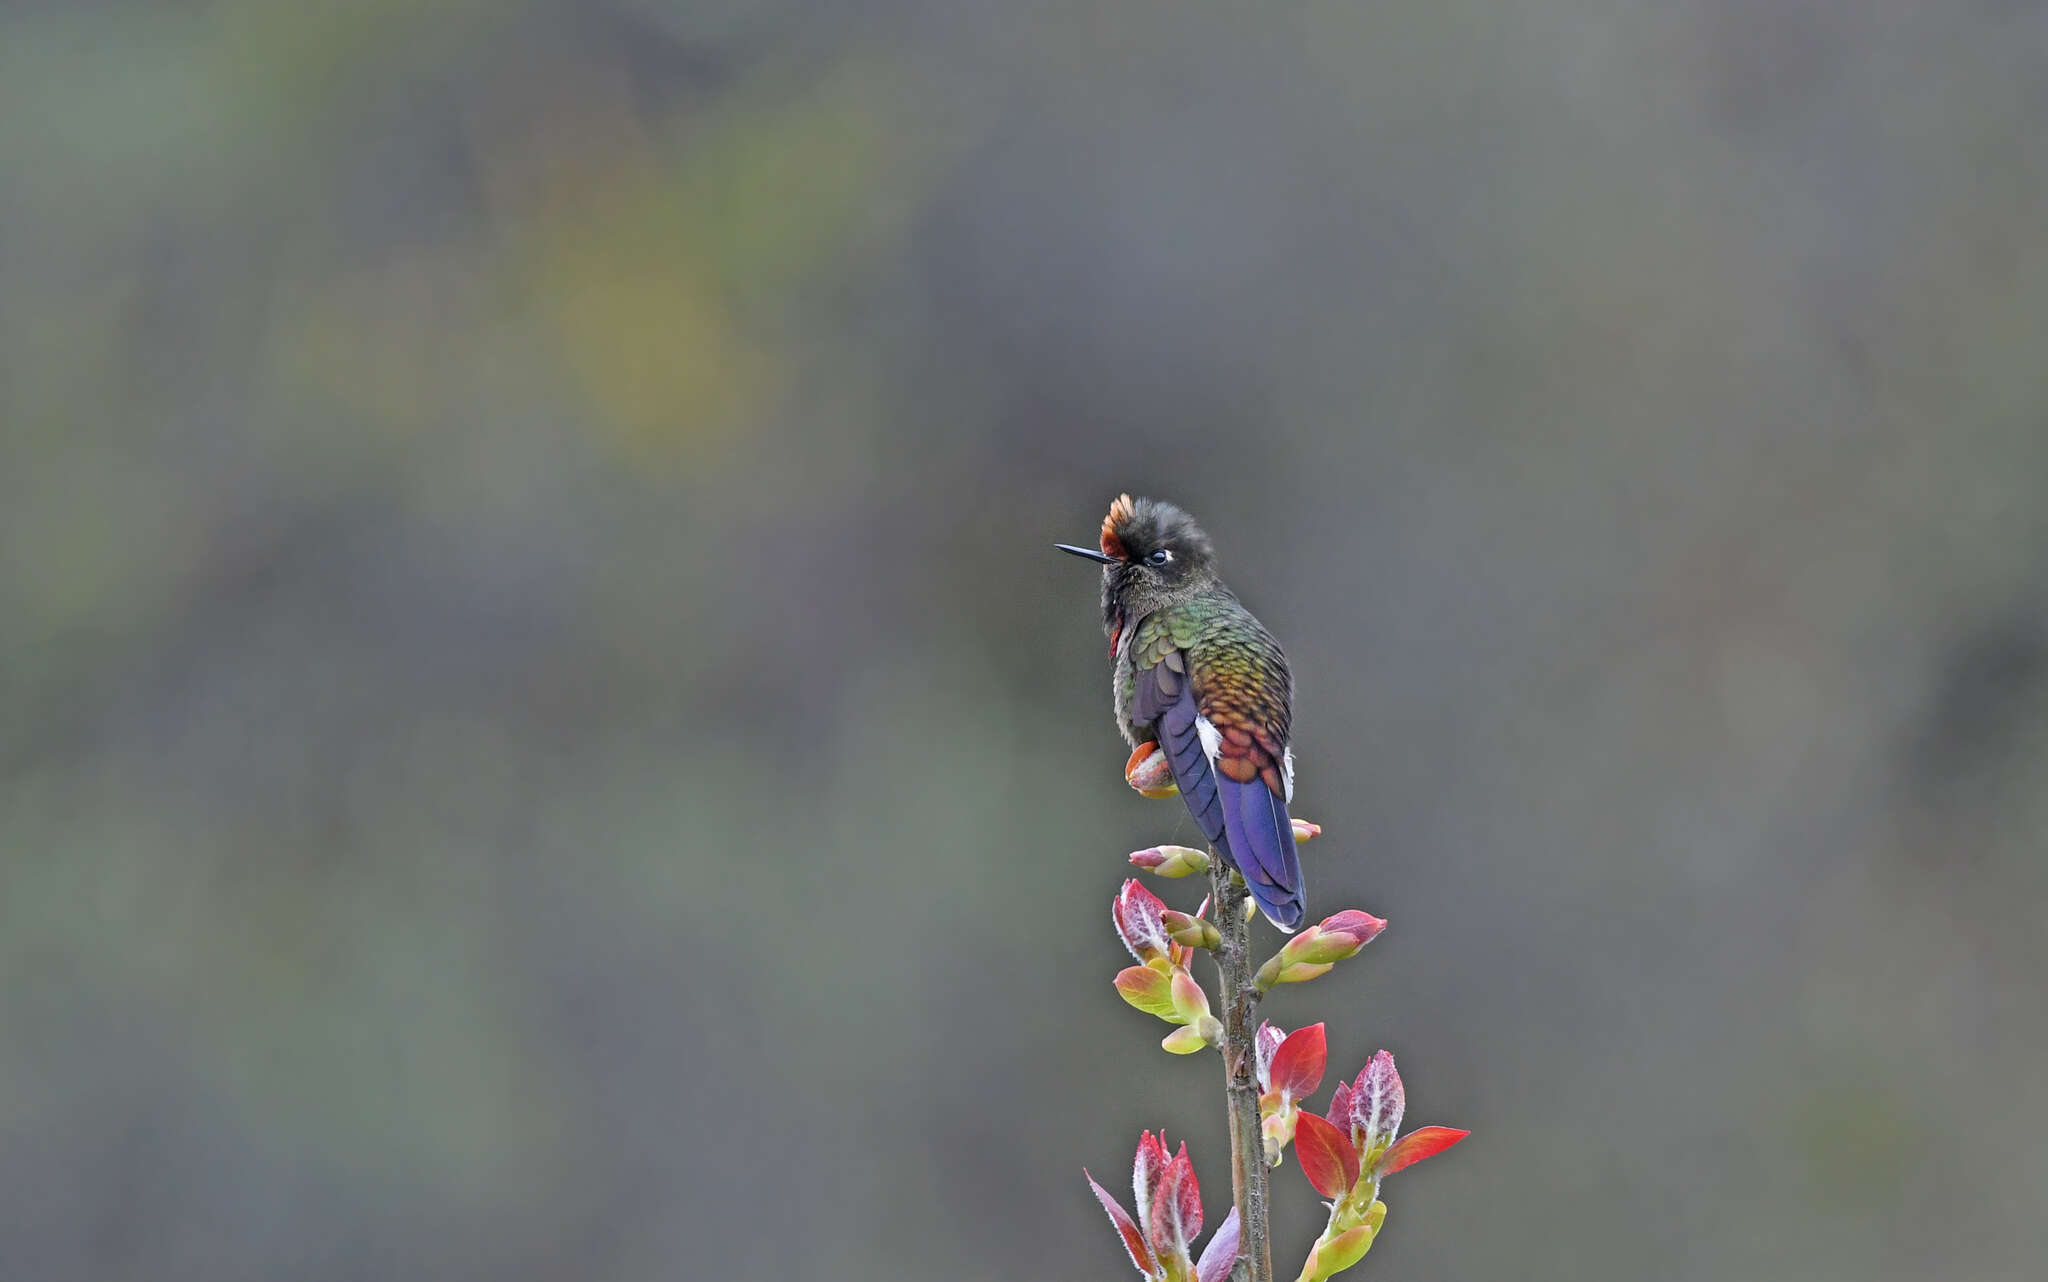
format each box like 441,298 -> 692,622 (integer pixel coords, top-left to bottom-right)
1124,743 -> 1179,797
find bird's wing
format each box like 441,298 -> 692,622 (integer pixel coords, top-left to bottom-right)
1131,616 -> 1227,850
1132,609 -> 1305,929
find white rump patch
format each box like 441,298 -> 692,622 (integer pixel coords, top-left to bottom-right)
1282,747 -> 1295,802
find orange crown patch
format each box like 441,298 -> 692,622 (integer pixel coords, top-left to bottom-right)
1099,493 -> 1137,560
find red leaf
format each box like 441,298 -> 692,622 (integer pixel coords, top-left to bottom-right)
1086,1169 -> 1160,1276
1113,880 -> 1173,963
1326,1080 -> 1354,1133
1172,1145 -> 1203,1242
1268,1023 -> 1327,1100
1378,1126 -> 1470,1177
1133,1130 -> 1170,1221
1292,1112 -> 1359,1200
1148,1143 -> 1200,1257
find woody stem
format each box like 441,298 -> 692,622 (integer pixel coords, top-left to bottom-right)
1209,856 -> 1272,1282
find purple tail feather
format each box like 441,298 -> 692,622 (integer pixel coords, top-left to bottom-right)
1148,676 -> 1307,930
1217,775 -> 1306,930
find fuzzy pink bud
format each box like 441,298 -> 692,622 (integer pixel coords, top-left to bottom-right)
1346,1050 -> 1406,1159
1256,909 -> 1386,987
1112,880 -> 1174,965
1129,844 -> 1210,878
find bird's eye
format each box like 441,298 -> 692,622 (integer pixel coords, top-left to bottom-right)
1146,548 -> 1172,566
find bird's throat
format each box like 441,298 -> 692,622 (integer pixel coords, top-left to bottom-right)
1108,609 -> 1126,660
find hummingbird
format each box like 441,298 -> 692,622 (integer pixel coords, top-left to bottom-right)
1057,494 -> 1307,929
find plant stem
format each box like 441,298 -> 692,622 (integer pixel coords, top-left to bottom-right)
1209,857 -> 1272,1282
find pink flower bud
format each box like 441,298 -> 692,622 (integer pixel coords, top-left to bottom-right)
1290,911 -> 1387,964
1129,844 -> 1210,878
1322,909 -> 1385,940
1112,880 -> 1174,965
1257,909 -> 1387,986
1345,1051 -> 1405,1160
1302,909 -> 1384,958
1291,819 -> 1321,843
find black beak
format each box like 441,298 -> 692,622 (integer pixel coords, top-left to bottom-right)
1054,543 -> 1117,564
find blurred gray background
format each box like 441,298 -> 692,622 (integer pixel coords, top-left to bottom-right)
5,2 -> 2046,1279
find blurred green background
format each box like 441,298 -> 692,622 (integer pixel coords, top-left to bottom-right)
5,2 -> 2047,1278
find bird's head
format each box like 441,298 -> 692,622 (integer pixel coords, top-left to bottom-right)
1056,494 -> 1218,649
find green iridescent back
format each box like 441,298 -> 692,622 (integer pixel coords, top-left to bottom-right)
1117,591 -> 1293,768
